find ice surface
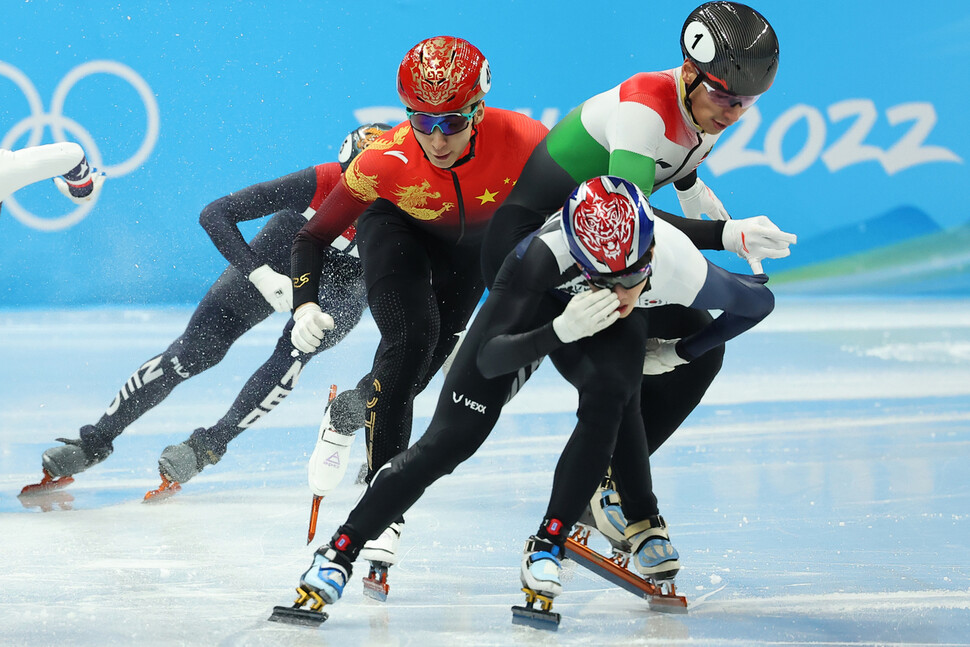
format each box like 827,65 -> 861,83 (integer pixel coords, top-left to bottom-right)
2,298 -> 969,645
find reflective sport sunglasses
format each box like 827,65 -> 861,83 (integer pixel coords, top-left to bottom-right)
406,102 -> 480,136
701,80 -> 761,109
583,264 -> 652,290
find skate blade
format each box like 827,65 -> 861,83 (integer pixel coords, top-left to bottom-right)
647,594 -> 688,614
511,605 -> 560,631
362,576 -> 389,601
362,580 -> 388,602
645,578 -> 688,614
362,562 -> 389,602
267,605 -> 328,626
19,472 -> 74,496
143,475 -> 182,503
564,537 -> 688,612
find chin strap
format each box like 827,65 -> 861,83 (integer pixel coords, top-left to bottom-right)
680,73 -> 705,131
451,124 -> 479,168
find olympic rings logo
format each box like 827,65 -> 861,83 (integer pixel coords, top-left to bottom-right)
0,60 -> 159,231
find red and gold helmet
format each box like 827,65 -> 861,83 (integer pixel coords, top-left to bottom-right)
397,36 -> 491,113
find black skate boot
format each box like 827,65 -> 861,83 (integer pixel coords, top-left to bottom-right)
144,431 -> 224,502
41,426 -> 114,478
21,427 -> 113,496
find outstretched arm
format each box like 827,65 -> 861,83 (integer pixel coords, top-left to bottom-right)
678,262 -> 775,362
199,167 -> 320,276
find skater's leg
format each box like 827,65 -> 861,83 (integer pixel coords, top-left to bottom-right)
641,305 -> 723,453
165,255 -> 367,482
43,265 -> 271,478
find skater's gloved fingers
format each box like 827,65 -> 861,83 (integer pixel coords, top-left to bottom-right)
642,338 -> 686,375
722,216 -> 797,264
675,178 -> 731,221
292,315 -> 332,352
291,304 -> 334,353
249,264 -> 293,312
552,290 -> 620,343
292,329 -> 320,353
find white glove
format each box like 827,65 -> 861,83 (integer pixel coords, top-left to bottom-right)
675,178 -> 730,221
722,216 -> 798,274
642,338 -> 688,375
54,171 -> 106,205
291,303 -> 335,353
552,289 -> 620,344
248,264 -> 293,312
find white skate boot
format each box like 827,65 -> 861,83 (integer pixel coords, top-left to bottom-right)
511,535 -> 564,629
307,398 -> 357,497
299,545 -> 353,606
575,475 -> 633,560
519,535 -> 563,599
269,542 -> 356,626
627,515 -> 681,581
359,521 -> 404,565
359,521 -> 404,601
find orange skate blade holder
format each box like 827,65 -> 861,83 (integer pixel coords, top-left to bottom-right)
143,473 -> 182,503
20,469 -> 74,496
306,384 -> 338,545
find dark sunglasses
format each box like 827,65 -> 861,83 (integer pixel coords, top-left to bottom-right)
406,103 -> 480,136
700,80 -> 761,109
583,264 -> 652,290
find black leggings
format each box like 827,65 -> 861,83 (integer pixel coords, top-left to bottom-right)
341,259 -> 656,546
82,210 -> 365,456
353,199 -> 485,478
336,144 -> 725,548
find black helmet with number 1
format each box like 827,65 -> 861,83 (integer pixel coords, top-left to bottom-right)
681,2 -> 779,98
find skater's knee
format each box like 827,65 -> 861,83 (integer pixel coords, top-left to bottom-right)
576,389 -> 627,426
330,389 -> 366,434
165,334 -> 231,376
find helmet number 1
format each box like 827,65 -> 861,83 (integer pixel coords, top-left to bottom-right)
684,21 -> 715,62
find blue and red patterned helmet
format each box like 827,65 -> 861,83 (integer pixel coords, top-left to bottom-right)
561,176 -> 655,277
397,36 -> 491,113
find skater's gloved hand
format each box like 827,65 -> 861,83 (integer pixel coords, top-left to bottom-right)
291,303 -> 334,353
53,171 -> 106,205
553,289 -> 620,344
249,264 -> 293,312
722,216 -> 797,274
675,177 -> 730,221
642,338 -> 688,375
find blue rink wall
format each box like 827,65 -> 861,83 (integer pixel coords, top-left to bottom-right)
1,1 -> 968,306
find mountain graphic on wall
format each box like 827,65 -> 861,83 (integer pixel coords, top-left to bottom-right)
771,206 -> 970,295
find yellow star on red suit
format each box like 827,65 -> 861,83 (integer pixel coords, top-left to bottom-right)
476,188 -> 499,205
